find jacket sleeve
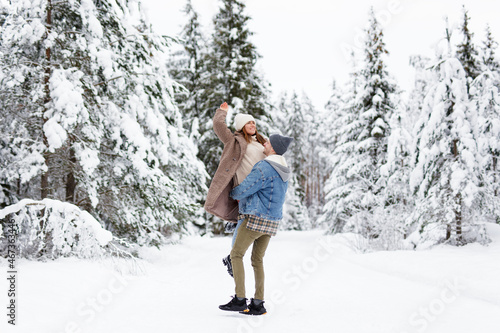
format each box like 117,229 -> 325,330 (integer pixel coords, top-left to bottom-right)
230,164 -> 265,200
213,108 -> 234,144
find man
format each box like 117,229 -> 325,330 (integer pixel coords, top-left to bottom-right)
219,133 -> 293,316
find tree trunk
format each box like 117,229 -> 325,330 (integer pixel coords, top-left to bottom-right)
452,138 -> 463,244
493,156 -> 498,197
65,147 -> 77,202
41,0 -> 52,199
455,194 -> 463,244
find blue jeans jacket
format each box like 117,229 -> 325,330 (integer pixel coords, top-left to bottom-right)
230,159 -> 291,221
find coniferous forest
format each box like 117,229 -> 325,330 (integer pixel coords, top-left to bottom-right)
1,0 -> 499,259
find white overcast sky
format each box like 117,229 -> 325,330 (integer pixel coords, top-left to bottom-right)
139,0 -> 500,109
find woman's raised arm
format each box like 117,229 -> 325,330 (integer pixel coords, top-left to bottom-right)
213,102 -> 234,144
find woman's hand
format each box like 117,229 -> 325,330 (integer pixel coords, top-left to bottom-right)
220,102 -> 229,111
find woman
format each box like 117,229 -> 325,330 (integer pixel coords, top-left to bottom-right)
204,101 -> 267,276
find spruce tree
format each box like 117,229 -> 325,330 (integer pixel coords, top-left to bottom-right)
284,92 -> 306,197
167,0 -> 206,139
314,80 -> 345,223
407,56 -> 435,125
302,94 -> 328,220
472,26 -> 500,223
0,1 -> 46,206
481,24 -> 500,73
273,92 -> 310,230
456,6 -> 481,92
321,9 -> 398,237
199,0 -> 270,179
379,107 -> 413,249
207,0 -> 267,115
319,60 -> 362,233
410,49 -> 481,245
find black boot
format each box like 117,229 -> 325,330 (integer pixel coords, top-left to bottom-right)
219,295 -> 248,311
222,254 -> 233,277
240,298 -> 267,315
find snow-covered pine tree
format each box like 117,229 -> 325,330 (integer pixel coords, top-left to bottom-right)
407,55 -> 435,126
207,0 -> 268,116
0,0 -> 207,245
313,79 -> 345,225
398,55 -> 436,244
378,107 -> 413,250
272,92 -> 310,231
410,24 -> 482,245
321,9 -> 398,238
199,0 -> 270,179
324,79 -> 348,145
456,6 -> 481,93
320,58 -> 362,233
0,0 -> 45,206
302,94 -> 328,222
284,92 -> 306,199
0,0 -> 91,204
481,24 -> 500,73
167,0 -> 206,140
471,25 -> 500,224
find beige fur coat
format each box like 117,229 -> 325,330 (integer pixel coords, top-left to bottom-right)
204,108 -> 249,222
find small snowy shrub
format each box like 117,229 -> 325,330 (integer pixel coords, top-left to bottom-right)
404,221 -> 491,250
0,199 -> 113,259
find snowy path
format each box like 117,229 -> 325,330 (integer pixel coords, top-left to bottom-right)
2,225 -> 500,333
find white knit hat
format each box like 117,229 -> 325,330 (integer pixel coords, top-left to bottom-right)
234,114 -> 256,131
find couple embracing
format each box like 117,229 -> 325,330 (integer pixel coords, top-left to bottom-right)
204,102 -> 293,316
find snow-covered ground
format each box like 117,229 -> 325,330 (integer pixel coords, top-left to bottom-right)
2,224 -> 500,333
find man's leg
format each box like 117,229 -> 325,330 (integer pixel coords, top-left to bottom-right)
251,234 -> 271,300
230,218 -> 261,298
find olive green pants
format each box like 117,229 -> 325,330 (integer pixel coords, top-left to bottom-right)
230,218 -> 271,300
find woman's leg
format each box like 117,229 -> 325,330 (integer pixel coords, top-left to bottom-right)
231,218 -> 244,247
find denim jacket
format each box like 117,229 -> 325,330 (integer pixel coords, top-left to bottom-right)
230,156 -> 291,221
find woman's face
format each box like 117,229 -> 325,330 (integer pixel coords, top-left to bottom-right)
243,121 -> 256,135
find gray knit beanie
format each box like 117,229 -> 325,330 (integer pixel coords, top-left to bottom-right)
269,134 -> 293,155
